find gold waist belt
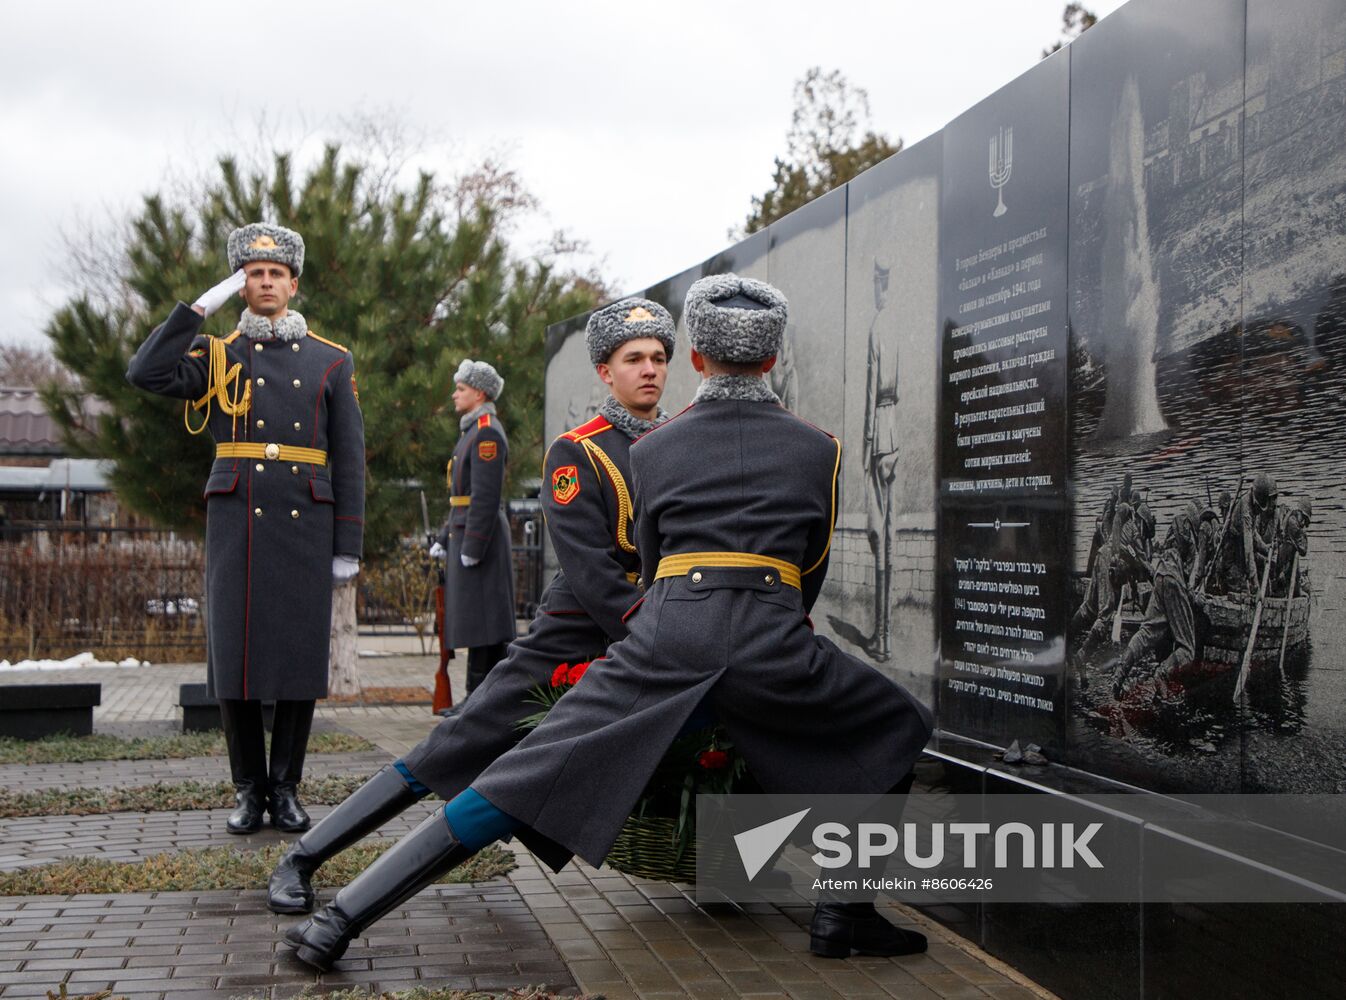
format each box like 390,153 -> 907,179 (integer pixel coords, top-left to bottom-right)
655,552 -> 802,591
216,443 -> 327,466
449,496 -> 472,507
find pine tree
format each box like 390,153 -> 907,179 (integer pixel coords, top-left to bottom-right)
43,146 -> 604,554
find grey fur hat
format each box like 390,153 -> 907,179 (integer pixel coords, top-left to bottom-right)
227,223 -> 305,277
585,297 -> 677,365
454,359 -> 504,400
684,273 -> 788,363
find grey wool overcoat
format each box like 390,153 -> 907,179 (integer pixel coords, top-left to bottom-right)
127,303 -> 365,700
472,387 -> 935,869
441,412 -> 516,648
403,411 -> 644,805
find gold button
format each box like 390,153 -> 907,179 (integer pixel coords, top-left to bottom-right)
255,463 -> 264,472
292,379 -> 301,388
291,509 -> 299,519
264,443 -> 280,460
291,343 -> 300,352
291,465 -> 300,475
256,419 -> 266,429
254,343 -> 263,352
765,574 -> 775,585
254,507 -> 263,517
255,377 -> 265,387
293,421 -> 301,431
691,572 -> 702,583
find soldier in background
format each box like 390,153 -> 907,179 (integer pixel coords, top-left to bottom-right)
127,223 -> 364,835
432,360 -> 514,701
862,254 -> 899,660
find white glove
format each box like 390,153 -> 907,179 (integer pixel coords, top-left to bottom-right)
192,269 -> 246,318
460,553 -> 480,568
332,555 -> 360,582
429,541 -> 446,559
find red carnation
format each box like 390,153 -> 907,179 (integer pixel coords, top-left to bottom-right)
567,661 -> 590,685
551,664 -> 570,688
698,750 -> 730,770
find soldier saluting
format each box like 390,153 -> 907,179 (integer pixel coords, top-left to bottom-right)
284,275 -> 933,971
127,223 -> 365,835
266,298 -> 674,915
431,359 -> 515,699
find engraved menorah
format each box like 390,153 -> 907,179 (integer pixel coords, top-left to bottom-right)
989,126 -> 1013,218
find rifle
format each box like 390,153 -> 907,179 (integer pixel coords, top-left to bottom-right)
1198,477 -> 1245,593
1233,518 -> 1280,702
1276,552 -> 1300,681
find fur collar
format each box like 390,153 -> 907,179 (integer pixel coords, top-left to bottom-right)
692,374 -> 781,405
238,309 -> 307,342
599,394 -> 668,440
459,401 -> 498,432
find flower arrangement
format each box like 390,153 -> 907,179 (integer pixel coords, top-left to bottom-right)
517,659 -> 749,877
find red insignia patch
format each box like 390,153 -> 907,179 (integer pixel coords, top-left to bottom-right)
350,374 -> 360,403
551,465 -> 580,505
478,440 -> 498,461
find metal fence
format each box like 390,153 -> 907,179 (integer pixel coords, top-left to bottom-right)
0,525 -> 207,662
0,506 -> 550,662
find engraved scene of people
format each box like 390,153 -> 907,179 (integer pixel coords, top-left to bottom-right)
1064,0 -> 1346,791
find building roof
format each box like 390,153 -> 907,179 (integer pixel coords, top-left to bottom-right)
0,387 -> 60,455
0,458 -> 112,494
0,386 -> 106,457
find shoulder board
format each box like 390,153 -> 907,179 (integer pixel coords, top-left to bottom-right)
477,413 -> 492,429
560,414 -> 612,442
306,331 -> 349,353
222,330 -> 243,345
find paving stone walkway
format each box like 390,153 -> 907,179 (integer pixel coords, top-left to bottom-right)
0,653 -> 1055,1000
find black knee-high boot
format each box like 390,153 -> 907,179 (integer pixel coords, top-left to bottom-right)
465,642 -> 507,695
809,772 -> 927,958
268,766 -> 425,914
218,699 -> 268,835
287,809 -> 476,971
268,699 -> 316,833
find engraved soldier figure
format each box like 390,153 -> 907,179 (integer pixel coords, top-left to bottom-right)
284,274 -> 933,971
1113,500 -> 1203,700
1226,473 -> 1278,594
266,298 -> 675,915
431,360 -> 515,699
863,254 -> 899,659
127,223 -> 365,835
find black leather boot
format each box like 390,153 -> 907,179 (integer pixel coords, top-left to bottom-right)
219,699 -> 268,835
809,901 -> 928,958
465,643 -> 507,695
268,766 -> 424,915
268,700 -> 315,833
287,809 -> 476,971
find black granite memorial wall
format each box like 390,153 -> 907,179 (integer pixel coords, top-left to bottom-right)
544,0 -> 1346,994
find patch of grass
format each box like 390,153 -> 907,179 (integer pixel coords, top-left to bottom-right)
0,773 -> 377,818
0,730 -> 375,765
0,841 -> 515,895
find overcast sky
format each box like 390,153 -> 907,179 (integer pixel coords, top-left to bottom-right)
0,0 -> 1127,348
